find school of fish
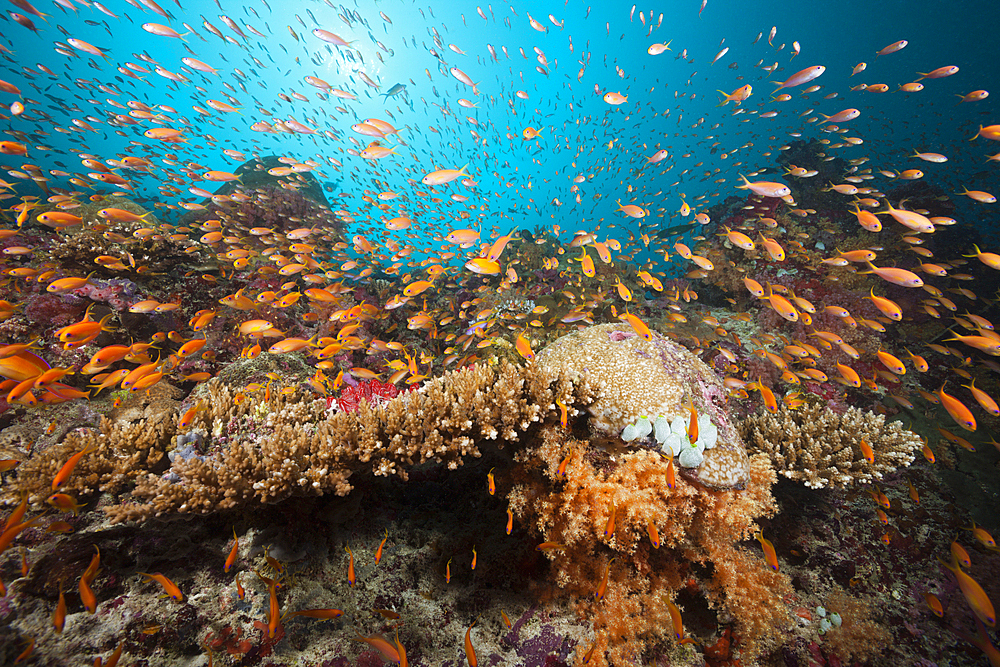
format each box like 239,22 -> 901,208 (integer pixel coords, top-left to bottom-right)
0,0 -> 998,664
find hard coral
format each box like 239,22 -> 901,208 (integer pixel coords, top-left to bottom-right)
9,361 -> 566,522
536,322 -> 748,489
740,402 -> 923,489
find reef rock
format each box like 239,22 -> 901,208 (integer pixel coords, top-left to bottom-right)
537,322 -> 749,489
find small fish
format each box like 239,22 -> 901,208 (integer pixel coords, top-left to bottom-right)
595,557 -> 615,601
937,384 -> 977,432
925,592 -> 944,617
345,544 -> 356,587
283,608 -> 345,622
375,529 -> 388,565
858,439 -> 875,464
666,598 -> 686,641
939,556 -> 996,627
53,584 -> 66,633
464,617 -> 479,667
52,444 -> 97,490
138,572 -> 184,602
755,531 -> 779,571
515,334 -> 534,361
381,82 -> 406,98
623,310 -> 652,340
968,521 -> 998,549
224,527 -> 239,573
604,500 -> 616,538
354,631 -> 400,663
647,519 -> 660,548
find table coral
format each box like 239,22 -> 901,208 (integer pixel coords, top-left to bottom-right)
5,360 -> 571,521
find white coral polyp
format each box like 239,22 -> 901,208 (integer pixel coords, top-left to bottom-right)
621,411 -> 719,469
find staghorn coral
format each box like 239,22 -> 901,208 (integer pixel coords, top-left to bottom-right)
739,401 -> 923,488
536,322 -> 749,489
6,360 -> 581,522
507,425 -> 792,665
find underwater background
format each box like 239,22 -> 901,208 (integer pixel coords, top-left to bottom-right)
0,0 -> 998,664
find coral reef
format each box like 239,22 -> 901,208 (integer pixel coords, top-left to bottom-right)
226,155 -> 331,207
739,401 -> 924,488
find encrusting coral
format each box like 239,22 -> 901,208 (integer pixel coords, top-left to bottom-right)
738,401 -> 924,488
536,322 -> 749,489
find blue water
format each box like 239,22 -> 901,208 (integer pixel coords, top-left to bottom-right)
1,0 -> 998,256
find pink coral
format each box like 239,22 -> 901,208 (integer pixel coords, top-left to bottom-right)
329,378 -> 412,412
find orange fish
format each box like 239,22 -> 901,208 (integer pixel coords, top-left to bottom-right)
647,519 -> 660,548
354,631 -> 401,663
79,546 -> 100,614
623,310 -> 652,340
968,521 -> 998,549
283,608 -> 345,622
859,439 -> 875,464
666,598 -> 686,641
52,444 -> 97,491
47,493 -> 84,514
224,527 -> 239,573
925,592 -> 944,617
464,617 -> 479,667
939,556 -> 996,627
138,572 -> 183,602
258,571 -> 282,640
952,540 -> 972,568
515,334 -> 534,361
53,583 -> 66,633
604,500 -> 616,539
755,531 -> 779,571
375,529 -> 388,565
937,384 -> 977,432
595,557 -> 615,601
555,398 -> 568,429
403,280 -> 434,297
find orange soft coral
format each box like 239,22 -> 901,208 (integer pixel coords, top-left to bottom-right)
508,425 -> 793,666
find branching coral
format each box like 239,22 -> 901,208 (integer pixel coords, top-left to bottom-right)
507,425 -> 792,665
739,401 -> 924,488
6,361 -> 581,522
